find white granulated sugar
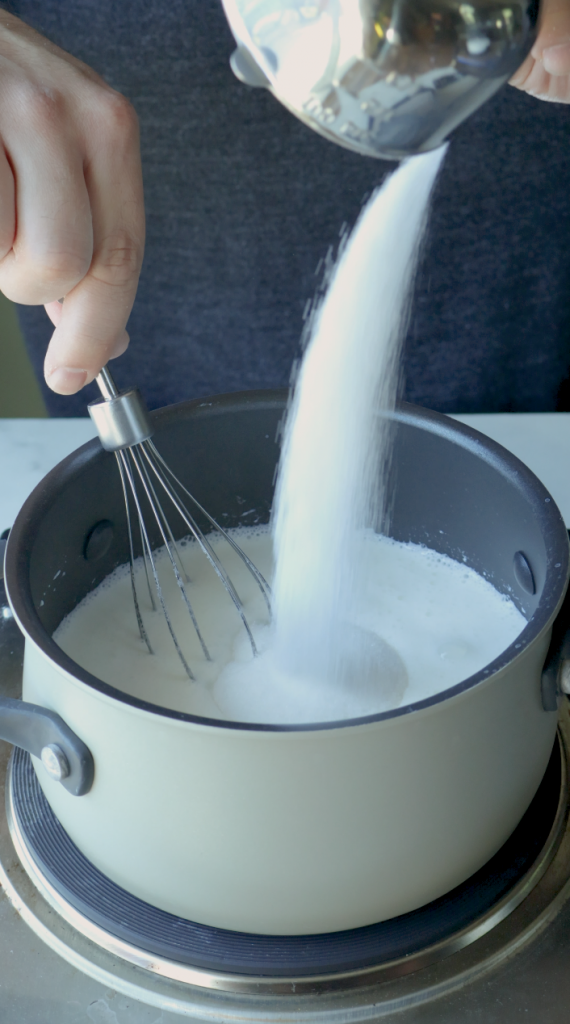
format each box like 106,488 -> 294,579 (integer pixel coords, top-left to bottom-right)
270,147 -> 448,708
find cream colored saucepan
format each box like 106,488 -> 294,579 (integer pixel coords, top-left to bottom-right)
2,392 -> 569,935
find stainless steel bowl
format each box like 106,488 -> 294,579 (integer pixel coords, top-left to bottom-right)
222,0 -> 539,159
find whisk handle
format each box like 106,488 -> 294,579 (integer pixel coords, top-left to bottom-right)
97,365 -> 120,400
89,364 -> 153,452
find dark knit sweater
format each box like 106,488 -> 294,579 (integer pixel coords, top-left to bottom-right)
6,0 -> 570,416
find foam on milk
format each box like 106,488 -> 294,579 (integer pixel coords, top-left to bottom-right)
54,528 -> 526,724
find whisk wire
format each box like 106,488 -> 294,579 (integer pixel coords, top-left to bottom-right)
116,452 -> 153,654
139,514 -> 157,612
141,443 -> 259,658
130,445 -> 212,663
119,448 -> 196,681
148,441 -> 272,611
135,450 -> 190,585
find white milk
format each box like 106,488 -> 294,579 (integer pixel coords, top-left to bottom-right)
54,528 -> 526,724
271,148 -> 447,708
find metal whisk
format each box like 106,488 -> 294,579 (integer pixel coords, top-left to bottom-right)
88,367 -> 271,680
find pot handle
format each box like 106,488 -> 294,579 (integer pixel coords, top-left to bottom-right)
0,536 -> 94,796
542,533 -> 570,712
0,696 -> 94,796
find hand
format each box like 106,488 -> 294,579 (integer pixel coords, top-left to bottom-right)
0,11 -> 144,394
510,0 -> 570,102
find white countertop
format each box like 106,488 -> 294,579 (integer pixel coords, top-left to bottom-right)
1,413 -> 569,533
0,417 -> 97,534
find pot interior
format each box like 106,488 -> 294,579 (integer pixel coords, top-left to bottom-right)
7,390 -> 569,714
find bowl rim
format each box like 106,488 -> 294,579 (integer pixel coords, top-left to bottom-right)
5,389 -> 570,733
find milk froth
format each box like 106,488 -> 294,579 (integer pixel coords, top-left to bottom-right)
54,527 -> 526,724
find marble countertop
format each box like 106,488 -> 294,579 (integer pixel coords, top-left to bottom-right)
1,413 -> 569,534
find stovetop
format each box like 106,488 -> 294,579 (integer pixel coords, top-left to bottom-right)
2,708 -> 570,1024
9,734 -> 564,982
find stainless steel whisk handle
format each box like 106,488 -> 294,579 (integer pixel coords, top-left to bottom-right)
88,365 -> 153,452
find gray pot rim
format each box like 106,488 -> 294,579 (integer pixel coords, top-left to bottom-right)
5,390 -> 569,733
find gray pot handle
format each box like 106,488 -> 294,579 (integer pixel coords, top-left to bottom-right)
0,536 -> 94,796
542,635 -> 570,712
0,696 -> 94,796
541,531 -> 570,712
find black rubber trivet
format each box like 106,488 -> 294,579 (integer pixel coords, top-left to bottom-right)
10,741 -> 561,977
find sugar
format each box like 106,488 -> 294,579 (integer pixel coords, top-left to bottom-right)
270,148 -> 448,710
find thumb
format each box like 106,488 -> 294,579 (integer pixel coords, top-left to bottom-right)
532,0 -> 570,74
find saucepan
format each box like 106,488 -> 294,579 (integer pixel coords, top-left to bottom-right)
1,390 -> 568,935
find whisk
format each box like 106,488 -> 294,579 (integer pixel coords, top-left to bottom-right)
88,366 -> 271,680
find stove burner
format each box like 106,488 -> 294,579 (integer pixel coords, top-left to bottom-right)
8,740 -> 564,985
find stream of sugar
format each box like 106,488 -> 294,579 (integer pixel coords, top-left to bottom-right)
269,148 -> 448,707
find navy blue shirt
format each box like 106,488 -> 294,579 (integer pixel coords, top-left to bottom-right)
6,0 -> 570,416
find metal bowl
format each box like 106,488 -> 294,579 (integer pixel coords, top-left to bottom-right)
222,0 -> 539,159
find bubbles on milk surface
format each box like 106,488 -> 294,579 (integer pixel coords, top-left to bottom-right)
215,533 -> 527,723
53,148 -> 525,723
54,527 -> 526,724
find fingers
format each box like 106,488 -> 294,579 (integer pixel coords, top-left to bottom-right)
510,0 -> 570,100
44,298 -> 63,328
510,51 -> 570,97
531,0 -> 570,60
0,87 -> 93,304
44,93 -> 144,394
43,293 -> 130,391
542,42 -> 570,75
0,14 -> 145,397
0,144 -> 15,260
